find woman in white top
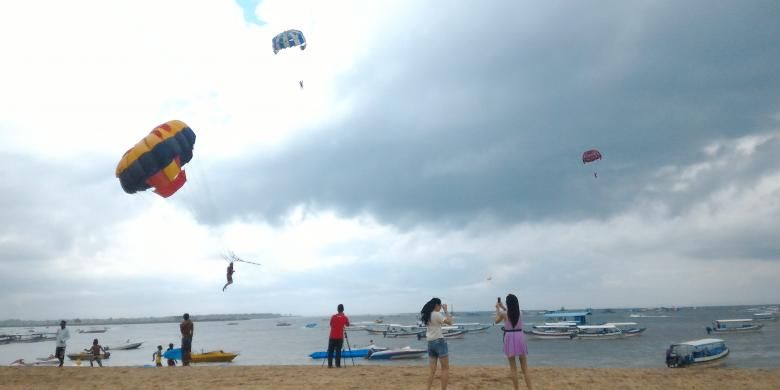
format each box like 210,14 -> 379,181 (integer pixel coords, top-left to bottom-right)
421,297 -> 453,390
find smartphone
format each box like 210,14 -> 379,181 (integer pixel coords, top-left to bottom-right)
497,297 -> 501,303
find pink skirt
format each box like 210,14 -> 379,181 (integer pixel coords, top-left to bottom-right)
503,331 -> 528,357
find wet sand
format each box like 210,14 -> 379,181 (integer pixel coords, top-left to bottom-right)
1,365 -> 779,389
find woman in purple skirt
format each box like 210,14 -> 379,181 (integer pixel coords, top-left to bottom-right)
495,294 -> 533,390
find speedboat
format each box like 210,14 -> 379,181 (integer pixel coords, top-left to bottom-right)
524,322 -> 578,339
78,328 -> 108,334
367,346 -> 427,360
453,323 -> 492,333
606,322 -> 646,337
706,319 -> 763,334
105,341 -> 143,350
666,338 -> 729,368
572,324 -> 624,339
191,350 -> 238,363
752,312 -> 776,321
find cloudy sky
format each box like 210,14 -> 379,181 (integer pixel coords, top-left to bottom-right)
1,0 -> 779,320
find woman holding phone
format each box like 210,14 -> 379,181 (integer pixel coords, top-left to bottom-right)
421,297 -> 453,390
496,294 -> 532,390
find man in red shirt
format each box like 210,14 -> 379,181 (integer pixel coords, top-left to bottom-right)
327,304 -> 350,368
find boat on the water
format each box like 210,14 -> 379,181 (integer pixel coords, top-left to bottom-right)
67,351 -> 111,361
706,319 -> 763,334
453,323 -> 492,333
105,341 -> 143,350
276,321 -> 293,327
752,312 -> 776,321
665,338 -> 729,368
524,322 -> 578,339
78,328 -> 108,334
367,346 -> 427,360
607,322 -> 646,337
571,324 -> 624,339
191,350 -> 239,363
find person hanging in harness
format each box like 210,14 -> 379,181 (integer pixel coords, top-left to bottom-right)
223,261 -> 235,292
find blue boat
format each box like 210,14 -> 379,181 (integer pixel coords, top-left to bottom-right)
309,349 -> 371,359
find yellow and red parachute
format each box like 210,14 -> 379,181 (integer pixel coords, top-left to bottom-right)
115,120 -> 196,198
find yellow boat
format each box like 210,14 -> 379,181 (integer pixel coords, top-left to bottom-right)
191,350 -> 238,363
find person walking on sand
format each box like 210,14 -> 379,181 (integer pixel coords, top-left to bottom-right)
223,261 -> 235,292
54,320 -> 70,367
421,297 -> 453,390
496,294 -> 533,390
166,343 -> 177,366
326,304 -> 350,368
180,313 -> 194,366
153,345 -> 164,367
87,338 -> 106,367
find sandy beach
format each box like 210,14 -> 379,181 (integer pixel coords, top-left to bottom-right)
1,365 -> 779,389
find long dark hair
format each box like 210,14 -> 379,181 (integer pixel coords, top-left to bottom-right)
506,294 -> 521,328
420,298 -> 441,325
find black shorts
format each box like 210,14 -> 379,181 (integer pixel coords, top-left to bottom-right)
55,347 -> 66,359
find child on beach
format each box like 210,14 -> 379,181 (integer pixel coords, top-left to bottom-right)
166,343 -> 177,366
495,294 -> 532,390
153,345 -> 163,367
87,339 -> 106,367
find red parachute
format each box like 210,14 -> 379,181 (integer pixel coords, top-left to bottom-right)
582,149 -> 602,178
582,149 -> 602,164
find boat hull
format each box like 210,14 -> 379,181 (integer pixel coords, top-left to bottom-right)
367,348 -> 426,360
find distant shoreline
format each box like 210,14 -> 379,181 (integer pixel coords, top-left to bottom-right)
1,366 -> 778,389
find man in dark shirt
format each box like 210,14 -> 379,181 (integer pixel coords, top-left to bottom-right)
180,313 -> 194,366
327,304 -> 350,368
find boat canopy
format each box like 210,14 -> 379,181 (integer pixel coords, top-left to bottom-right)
544,311 -> 591,325
604,322 -> 638,327
677,338 -> 724,347
715,319 -> 753,323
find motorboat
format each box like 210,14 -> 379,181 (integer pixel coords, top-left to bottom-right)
571,324 -> 624,339
276,321 -> 293,327
366,346 -> 427,360
453,323 -> 492,333
752,312 -> 776,321
78,328 -> 108,334
706,319 -> 763,334
191,350 -> 239,363
524,322 -> 578,340
666,338 -> 729,368
606,322 -> 646,337
105,341 -> 143,350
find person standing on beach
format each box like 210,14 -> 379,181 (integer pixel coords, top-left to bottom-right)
54,320 -> 70,367
180,313 -> 194,366
87,338 -> 106,367
495,294 -> 532,390
326,304 -> 350,368
153,345 -> 164,367
421,297 -> 453,390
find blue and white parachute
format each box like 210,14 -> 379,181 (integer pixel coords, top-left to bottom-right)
272,29 -> 306,54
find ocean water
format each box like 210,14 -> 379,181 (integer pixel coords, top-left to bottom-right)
1,306 -> 778,368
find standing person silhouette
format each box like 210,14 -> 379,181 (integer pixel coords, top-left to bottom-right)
54,320 -> 70,367
326,304 -> 350,368
421,297 -> 453,390
496,294 -> 533,390
223,261 -> 235,291
180,313 -> 194,366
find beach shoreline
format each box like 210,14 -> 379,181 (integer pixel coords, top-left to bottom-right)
1,365 -> 779,389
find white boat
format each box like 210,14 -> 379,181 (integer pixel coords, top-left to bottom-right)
524,322 -> 578,339
366,346 -> 427,360
572,324 -> 625,339
752,312 -> 776,321
607,322 -> 646,337
706,319 -> 763,334
105,341 -> 143,350
665,338 -> 729,368
452,323 -> 492,333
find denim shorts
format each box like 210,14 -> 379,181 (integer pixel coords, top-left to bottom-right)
428,338 -> 448,358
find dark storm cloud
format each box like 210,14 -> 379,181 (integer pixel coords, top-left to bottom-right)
192,1 -> 780,227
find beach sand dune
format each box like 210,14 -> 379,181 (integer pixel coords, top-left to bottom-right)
1,366 -> 779,389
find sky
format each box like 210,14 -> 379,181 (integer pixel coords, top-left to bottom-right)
1,0 -> 779,320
